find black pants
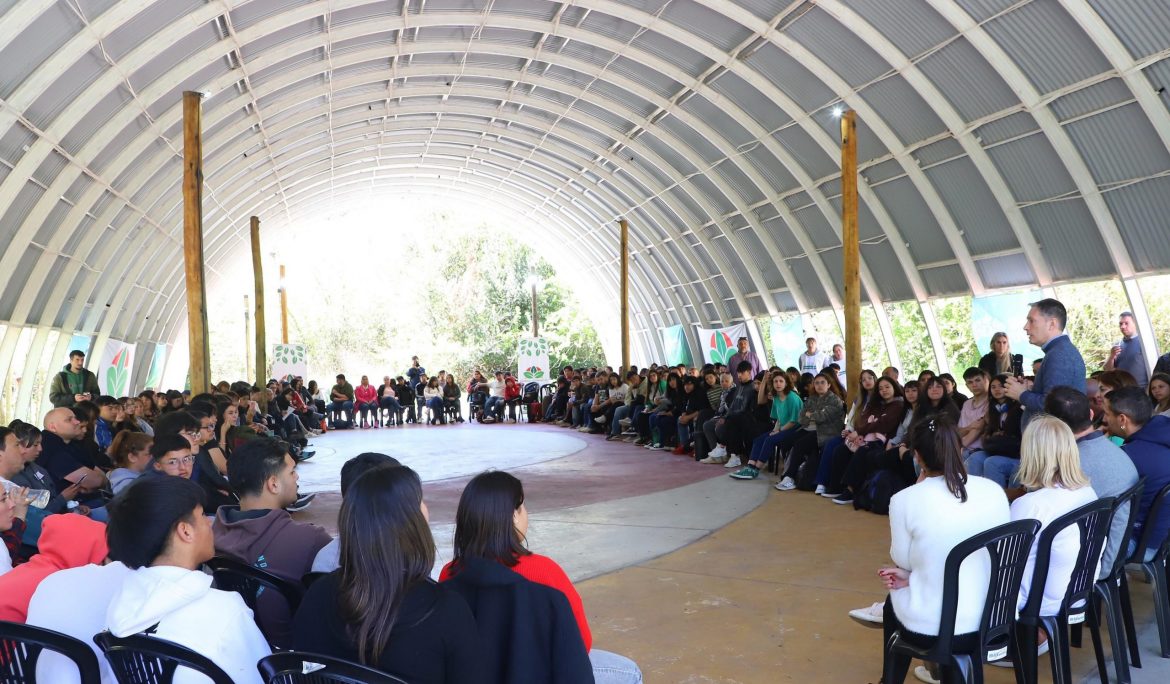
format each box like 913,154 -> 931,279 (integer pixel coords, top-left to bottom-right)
881,597 -> 980,683
843,446 -> 916,494
717,413 -> 767,456
781,431 -> 820,479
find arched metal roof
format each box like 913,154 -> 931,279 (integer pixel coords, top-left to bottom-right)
1,0 -> 1169,380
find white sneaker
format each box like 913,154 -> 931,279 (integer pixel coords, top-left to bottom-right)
708,445 -> 727,459
577,426 -> 591,432
814,484 -> 826,495
698,455 -> 721,464
723,455 -> 742,469
775,477 -> 796,491
619,418 -> 632,427
594,415 -> 607,424
848,602 -> 885,625
913,665 -> 940,684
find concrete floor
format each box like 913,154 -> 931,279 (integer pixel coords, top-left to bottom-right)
293,422 -> 1170,683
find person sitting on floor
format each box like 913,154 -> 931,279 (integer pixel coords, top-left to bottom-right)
105,476 -> 271,684
440,471 -> 636,683
293,465 -> 486,683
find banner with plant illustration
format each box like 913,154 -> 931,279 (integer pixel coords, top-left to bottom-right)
271,344 -> 308,382
517,336 -> 552,384
98,339 -> 135,397
696,323 -> 748,365
143,343 -> 167,390
659,325 -> 694,367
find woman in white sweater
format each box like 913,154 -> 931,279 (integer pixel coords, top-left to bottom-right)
876,416 -> 1010,682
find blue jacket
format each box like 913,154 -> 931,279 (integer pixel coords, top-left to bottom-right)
1019,334 -> 1085,427
1123,415 -> 1170,554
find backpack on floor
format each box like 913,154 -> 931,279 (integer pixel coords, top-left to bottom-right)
795,451 -> 820,491
527,401 -> 542,423
853,470 -> 906,515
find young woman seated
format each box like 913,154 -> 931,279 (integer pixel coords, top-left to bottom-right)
775,371 -> 846,491
965,374 -> 1025,487
823,376 -> 907,504
730,371 -> 803,480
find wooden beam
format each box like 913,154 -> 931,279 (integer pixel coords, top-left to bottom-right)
244,294 -> 253,382
182,91 -> 210,394
279,263 -> 289,344
841,111 -> 861,408
620,218 -> 630,370
250,216 -> 266,388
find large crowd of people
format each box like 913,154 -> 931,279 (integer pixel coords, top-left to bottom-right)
3,298 -> 1170,682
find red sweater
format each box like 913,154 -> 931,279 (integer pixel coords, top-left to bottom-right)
440,552 -> 592,650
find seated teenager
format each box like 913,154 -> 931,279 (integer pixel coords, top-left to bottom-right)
732,371 -> 803,479
311,452 -> 401,573
1,453 -> 32,574
293,465 -> 486,683
824,376 -> 906,503
146,434 -> 195,480
668,375 -> 708,454
866,417 -> 1010,682
105,476 -> 271,684
440,471 -> 620,683
967,374 -> 1025,487
0,514 -> 108,622
107,431 -> 153,495
775,371 -> 846,488
213,437 -> 331,645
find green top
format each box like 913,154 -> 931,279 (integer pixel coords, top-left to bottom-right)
331,382 -> 355,401
771,392 -> 803,426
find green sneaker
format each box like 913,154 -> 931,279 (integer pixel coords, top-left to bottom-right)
729,466 -> 759,480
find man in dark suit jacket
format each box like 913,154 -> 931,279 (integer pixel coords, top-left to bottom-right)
1004,298 -> 1086,429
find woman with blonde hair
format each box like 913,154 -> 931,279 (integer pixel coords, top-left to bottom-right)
995,414 -> 1096,667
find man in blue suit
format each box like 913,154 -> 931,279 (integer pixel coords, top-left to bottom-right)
1004,298 -> 1086,429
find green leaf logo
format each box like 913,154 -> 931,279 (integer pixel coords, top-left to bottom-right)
709,332 -> 734,364
107,347 -> 130,395
522,365 -> 544,380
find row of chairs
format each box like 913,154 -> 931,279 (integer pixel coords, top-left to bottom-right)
0,620 -> 407,684
887,478 -> 1170,684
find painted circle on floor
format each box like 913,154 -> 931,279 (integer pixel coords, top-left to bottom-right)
293,424 -> 588,493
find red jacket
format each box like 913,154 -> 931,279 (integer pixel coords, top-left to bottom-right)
505,379 -> 521,401
0,515 -> 108,622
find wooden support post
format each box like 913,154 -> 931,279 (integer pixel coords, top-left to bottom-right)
619,218 -> 630,370
279,263 -> 289,344
182,91 -> 210,395
531,282 -> 539,338
250,216 -> 266,388
841,110 -> 862,408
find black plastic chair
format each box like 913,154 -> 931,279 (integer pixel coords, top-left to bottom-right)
883,518 -> 1041,684
1085,478 -> 1145,683
1125,480 -> 1170,659
258,651 -> 408,683
93,631 -> 235,684
0,620 -> 102,684
206,556 -> 305,648
1012,496 -> 1114,684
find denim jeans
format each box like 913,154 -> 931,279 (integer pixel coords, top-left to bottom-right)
329,400 -> 353,420
965,450 -> 989,477
1127,538 -> 1158,563
590,648 -> 643,684
749,428 -> 799,464
484,396 -> 505,419
982,456 -> 1020,488
816,436 -> 844,486
610,404 -> 633,436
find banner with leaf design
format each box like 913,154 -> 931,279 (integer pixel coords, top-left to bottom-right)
271,344 -> 309,383
660,325 -> 694,366
143,343 -> 167,390
517,337 -> 552,385
695,323 -> 748,365
98,339 -> 135,397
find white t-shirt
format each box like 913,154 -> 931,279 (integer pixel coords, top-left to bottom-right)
1012,485 -> 1099,616
28,561 -> 132,684
888,476 -> 1011,635
312,537 -> 340,573
487,379 -> 507,398
797,351 -> 827,375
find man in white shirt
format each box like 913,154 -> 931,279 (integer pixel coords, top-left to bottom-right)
481,371 -> 508,423
105,475 -> 270,684
797,337 -> 827,375
829,344 -> 847,383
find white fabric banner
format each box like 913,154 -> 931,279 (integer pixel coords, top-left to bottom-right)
97,339 -> 136,397
517,337 -> 553,385
271,344 -> 309,382
695,323 -> 748,365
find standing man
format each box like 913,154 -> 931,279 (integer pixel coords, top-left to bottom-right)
48,350 -> 99,408
406,356 -> 425,387
797,338 -> 827,376
727,337 -> 763,379
829,344 -> 847,383
1004,298 -> 1086,428
1104,311 -> 1149,388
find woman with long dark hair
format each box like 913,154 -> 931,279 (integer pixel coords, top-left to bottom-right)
822,376 -> 906,503
293,466 -> 485,683
441,471 -> 641,683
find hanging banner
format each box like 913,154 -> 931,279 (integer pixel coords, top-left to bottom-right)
769,316 -> 806,370
144,344 -> 168,390
696,323 -> 748,365
971,290 -> 1046,367
97,339 -> 135,397
271,344 -> 309,383
517,336 -> 552,384
659,325 -> 694,367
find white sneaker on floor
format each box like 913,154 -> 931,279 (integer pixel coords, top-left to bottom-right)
619,418 -> 632,427
774,477 -> 796,491
723,455 -> 742,469
814,484 -> 826,495
594,415 -> 607,424
913,665 -> 940,684
848,602 -> 884,625
698,455 -> 721,464
577,426 -> 591,432
708,445 -> 727,459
